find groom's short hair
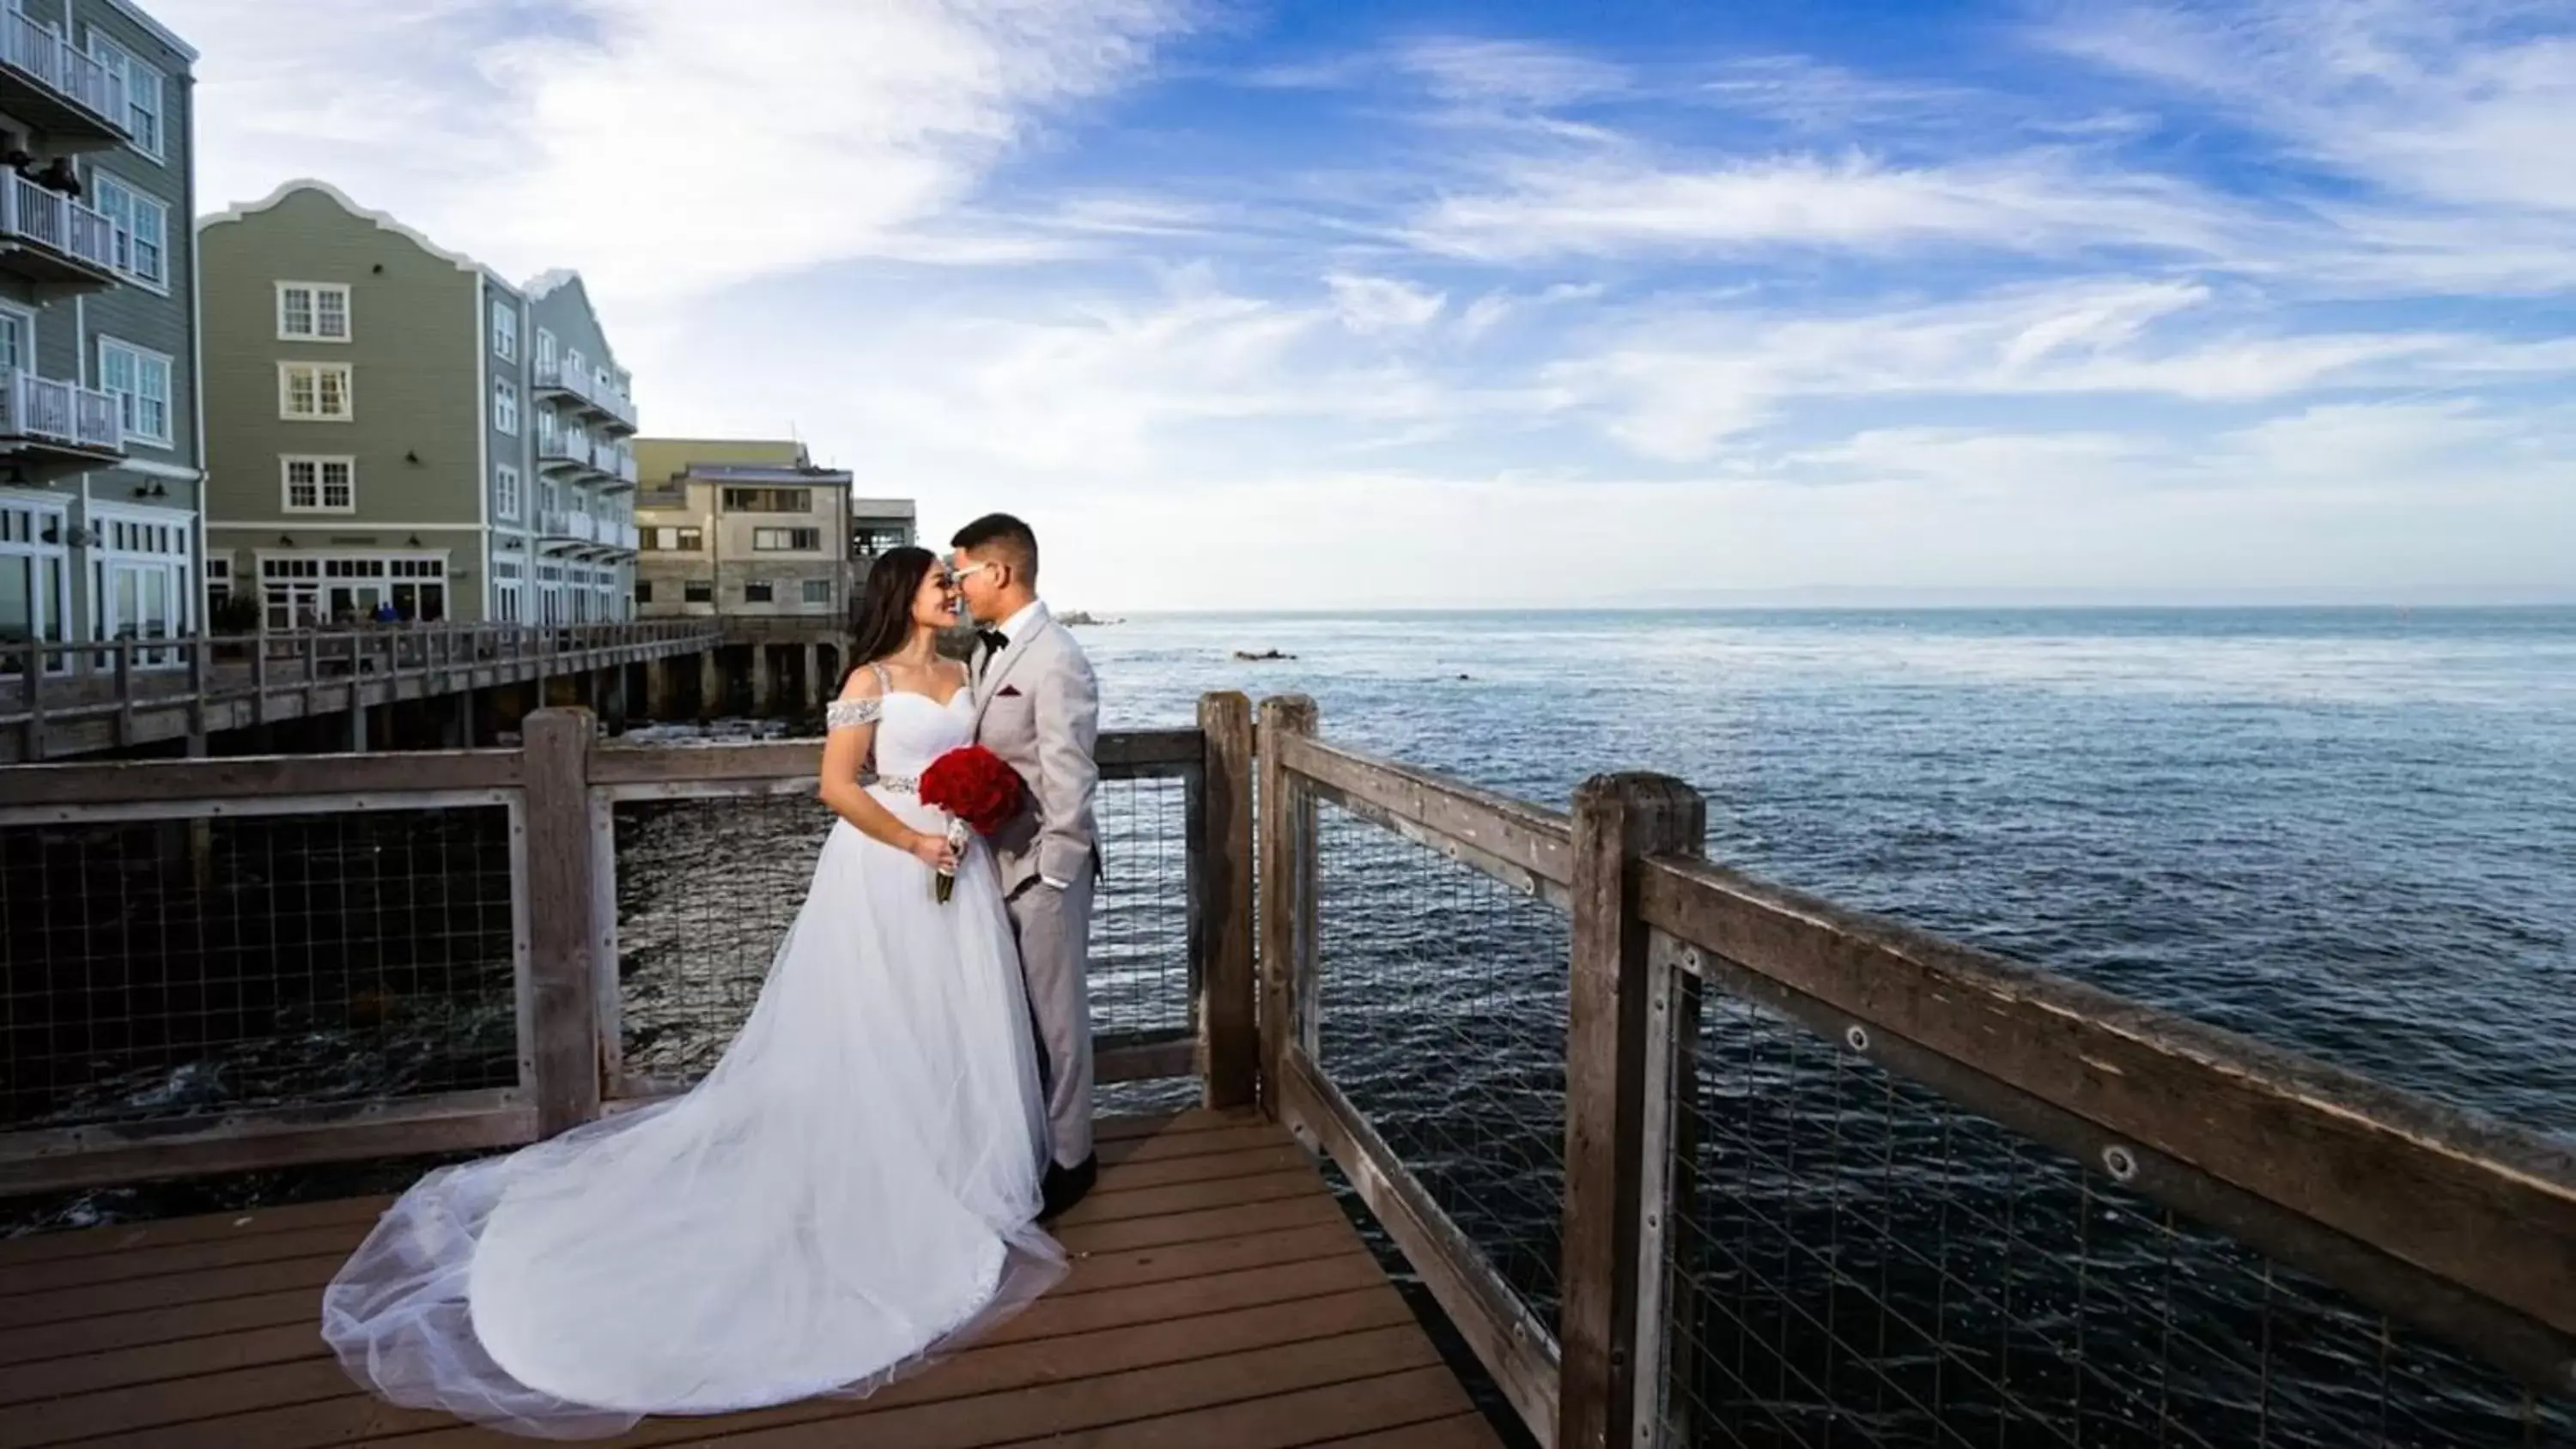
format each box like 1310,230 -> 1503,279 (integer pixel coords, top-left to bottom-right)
952,513 -> 1039,584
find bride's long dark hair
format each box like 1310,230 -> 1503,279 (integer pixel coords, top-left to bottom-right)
846,545 -> 941,673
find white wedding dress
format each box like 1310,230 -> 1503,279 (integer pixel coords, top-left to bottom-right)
320,687 -> 1061,1439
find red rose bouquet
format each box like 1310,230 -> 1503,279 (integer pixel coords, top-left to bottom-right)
918,744 -> 1024,902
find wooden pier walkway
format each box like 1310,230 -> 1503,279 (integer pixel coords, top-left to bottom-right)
0,1110 -> 1499,1449
1,622 -> 719,762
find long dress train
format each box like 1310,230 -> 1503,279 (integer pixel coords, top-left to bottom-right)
319,688 -> 1060,1439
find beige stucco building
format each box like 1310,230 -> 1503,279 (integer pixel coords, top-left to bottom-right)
631,438 -> 913,623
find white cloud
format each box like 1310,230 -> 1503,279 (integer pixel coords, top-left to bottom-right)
1542,279 -> 2500,464
2047,1 -> 2576,294
168,0 -> 1197,300
1325,273 -> 1446,333
1407,150 -> 2246,264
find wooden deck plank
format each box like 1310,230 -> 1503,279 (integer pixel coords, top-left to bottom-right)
0,1111 -> 1261,1273
983,1364 -> 1476,1448
0,1144 -> 1309,1300
0,1221 -> 1370,1372
1310,1412 -> 1510,1448
0,1113 -> 1507,1449
0,1196 -> 396,1269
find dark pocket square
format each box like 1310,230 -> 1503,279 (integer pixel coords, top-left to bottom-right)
997,685 -> 1024,698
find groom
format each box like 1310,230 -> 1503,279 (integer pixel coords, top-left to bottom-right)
950,513 -> 1102,1221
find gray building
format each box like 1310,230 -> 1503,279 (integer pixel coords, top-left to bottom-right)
0,0 -> 200,662
196,182 -> 638,627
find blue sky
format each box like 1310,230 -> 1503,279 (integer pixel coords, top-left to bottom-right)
168,0 -> 2575,609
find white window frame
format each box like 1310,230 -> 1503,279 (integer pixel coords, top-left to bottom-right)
98,336 -> 173,448
88,34 -> 166,161
281,455 -> 357,514
495,463 -> 522,522
279,361 -> 354,421
276,282 -> 352,343
0,300 -> 35,374
494,379 -> 519,435
89,171 -> 169,292
491,300 -> 518,361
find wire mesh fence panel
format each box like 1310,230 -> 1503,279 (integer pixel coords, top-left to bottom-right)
611,774 -> 1198,1099
1088,774 -> 1194,1045
611,792 -> 833,1086
1310,797 -> 1573,1331
0,807 -> 519,1133
1663,984 -> 2576,1448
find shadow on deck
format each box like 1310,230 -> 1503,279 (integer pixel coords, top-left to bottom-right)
0,1111 -> 1500,1449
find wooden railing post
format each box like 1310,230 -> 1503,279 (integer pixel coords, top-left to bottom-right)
523,707 -> 605,1137
1559,773 -> 1705,1449
1197,691 -> 1257,1109
1255,695 -> 1318,1119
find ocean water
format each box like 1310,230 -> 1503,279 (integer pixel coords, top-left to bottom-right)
1088,607 -> 2576,1442
1087,607 -> 2576,1140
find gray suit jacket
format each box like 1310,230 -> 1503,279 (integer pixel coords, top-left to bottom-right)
972,603 -> 1101,894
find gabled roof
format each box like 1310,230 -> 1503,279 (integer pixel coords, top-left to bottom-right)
196,179 -> 515,290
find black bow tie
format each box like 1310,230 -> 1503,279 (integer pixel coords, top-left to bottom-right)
976,628 -> 1010,662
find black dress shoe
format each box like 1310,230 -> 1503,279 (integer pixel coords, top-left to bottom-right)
1038,1154 -> 1097,1222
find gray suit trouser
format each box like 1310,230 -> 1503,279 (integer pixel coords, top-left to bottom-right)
1005,873 -> 1095,1169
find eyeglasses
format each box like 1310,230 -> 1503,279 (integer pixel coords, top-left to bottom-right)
950,561 -> 999,585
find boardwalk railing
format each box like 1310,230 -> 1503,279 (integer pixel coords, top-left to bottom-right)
3,689 -> 2567,1444
1254,697 -> 2576,1448
0,694 -> 1258,1195
0,621 -> 720,761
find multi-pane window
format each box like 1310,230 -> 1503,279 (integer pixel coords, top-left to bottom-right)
752,527 -> 821,551
495,464 -> 523,522
495,379 -> 519,434
279,283 -> 352,342
92,174 -> 167,288
280,362 -> 354,420
90,37 -> 166,157
282,457 -> 356,512
683,579 -> 713,603
721,488 -> 811,512
743,580 -> 774,603
99,339 -> 172,445
492,300 -> 519,361
802,579 -> 833,604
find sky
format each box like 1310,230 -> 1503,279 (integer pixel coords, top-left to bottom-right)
160,0 -> 2576,609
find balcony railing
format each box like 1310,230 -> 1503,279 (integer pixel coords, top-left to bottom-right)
0,173 -> 116,277
536,427 -> 592,471
0,368 -> 122,453
533,361 -> 638,432
0,11 -> 128,135
539,510 -> 599,544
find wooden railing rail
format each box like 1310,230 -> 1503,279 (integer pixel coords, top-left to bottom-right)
0,621 -> 723,762
1254,697 -> 2576,1449
0,697 -> 1258,1197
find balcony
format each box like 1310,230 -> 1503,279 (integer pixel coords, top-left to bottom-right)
539,511 -> 639,555
0,173 -> 116,288
532,361 -> 638,434
598,443 -> 638,492
0,367 -> 122,472
536,428 -> 594,476
0,11 -> 129,146
539,510 -> 599,550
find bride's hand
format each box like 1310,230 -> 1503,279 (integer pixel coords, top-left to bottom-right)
902,830 -> 959,872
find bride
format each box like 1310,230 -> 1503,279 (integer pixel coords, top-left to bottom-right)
320,547 -> 1062,1439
